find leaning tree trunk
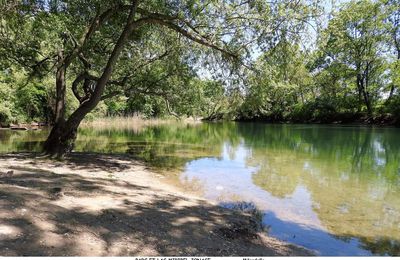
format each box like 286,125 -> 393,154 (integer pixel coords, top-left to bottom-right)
42,120 -> 78,156
43,100 -> 97,156
42,1 -> 139,157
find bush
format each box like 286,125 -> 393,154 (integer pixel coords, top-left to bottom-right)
0,104 -> 13,126
15,84 -> 51,122
383,96 -> 400,124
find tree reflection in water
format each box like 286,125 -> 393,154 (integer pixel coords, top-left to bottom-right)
1,122 -> 399,255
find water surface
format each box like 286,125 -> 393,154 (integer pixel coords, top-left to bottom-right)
1,122 -> 399,255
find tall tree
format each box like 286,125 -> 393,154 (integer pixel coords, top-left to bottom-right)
241,40 -> 312,120
1,0 -> 318,156
319,0 -> 386,115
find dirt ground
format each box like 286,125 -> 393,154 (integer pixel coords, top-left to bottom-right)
0,153 -> 313,256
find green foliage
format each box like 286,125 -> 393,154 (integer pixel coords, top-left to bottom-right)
15,83 -> 51,122
318,0 -> 387,113
104,96 -> 128,116
0,0 -> 322,128
234,0 -> 399,123
0,0 -> 399,126
0,103 -> 13,126
0,74 -> 15,125
384,96 -> 400,120
239,41 -> 313,121
0,68 -> 52,124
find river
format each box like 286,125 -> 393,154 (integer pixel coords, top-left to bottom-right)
1,122 -> 399,255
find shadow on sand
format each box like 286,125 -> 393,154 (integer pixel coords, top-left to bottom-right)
0,153 -> 310,256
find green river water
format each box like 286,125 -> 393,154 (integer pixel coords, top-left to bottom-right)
0,122 -> 399,255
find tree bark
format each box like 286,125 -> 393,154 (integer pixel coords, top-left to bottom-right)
42,120 -> 78,157
53,53 -> 67,125
357,73 -> 372,116
42,102 -> 91,157
356,74 -> 363,113
363,63 -> 372,116
387,84 -> 395,103
362,87 -> 372,116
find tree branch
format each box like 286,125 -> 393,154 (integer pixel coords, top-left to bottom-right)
134,16 -> 238,60
100,91 -> 122,100
164,98 -> 180,119
72,73 -> 86,102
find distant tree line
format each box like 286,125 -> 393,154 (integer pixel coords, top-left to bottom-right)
238,0 -> 400,124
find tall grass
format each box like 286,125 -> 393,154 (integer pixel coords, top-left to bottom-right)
81,115 -> 200,131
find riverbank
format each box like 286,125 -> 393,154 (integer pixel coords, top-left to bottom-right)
233,112 -> 399,126
0,153 -> 312,256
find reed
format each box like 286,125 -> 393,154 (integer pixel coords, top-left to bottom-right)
81,115 -> 199,131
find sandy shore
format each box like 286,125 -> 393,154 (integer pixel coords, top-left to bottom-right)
0,153 -> 313,256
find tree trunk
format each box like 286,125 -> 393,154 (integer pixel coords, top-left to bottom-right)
54,64 -> 67,125
386,84 -> 395,103
362,89 -> 372,116
357,73 -> 372,116
42,121 -> 78,157
42,1 -> 139,157
363,66 -> 372,116
42,100 -> 95,156
52,49 -> 68,125
356,74 -> 363,113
